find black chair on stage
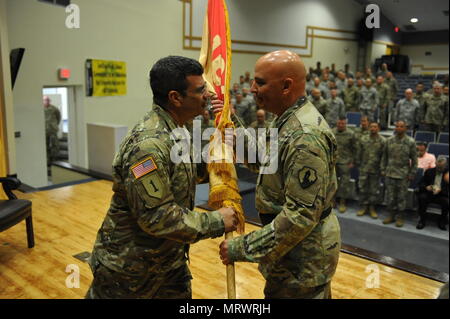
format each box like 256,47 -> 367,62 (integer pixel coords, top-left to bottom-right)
0,177 -> 34,248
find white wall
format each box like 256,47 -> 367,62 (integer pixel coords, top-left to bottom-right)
6,0 -> 364,187
6,0 -> 198,187
188,0 -> 363,83
401,44 -> 449,74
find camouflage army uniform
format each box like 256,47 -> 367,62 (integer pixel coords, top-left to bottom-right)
385,77 -> 399,124
326,96 -> 345,128
375,82 -> 390,129
356,134 -> 386,206
381,134 -> 417,218
333,127 -> 357,200
249,120 -> 270,130
342,85 -> 360,112
234,99 -> 252,126
200,118 -> 215,160
308,96 -> 329,119
358,86 -> 379,122
414,91 -> 430,122
421,94 -> 448,132
228,97 -> 341,299
394,98 -> 420,129
352,126 -> 369,142
86,104 -> 225,299
44,104 -> 61,164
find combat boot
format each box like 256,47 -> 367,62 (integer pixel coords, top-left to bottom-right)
357,205 -> 368,216
383,211 -> 395,224
369,205 -> 378,219
338,199 -> 346,213
395,212 -> 404,228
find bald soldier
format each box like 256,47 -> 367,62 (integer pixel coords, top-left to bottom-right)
358,78 -> 379,122
217,50 -> 341,299
342,78 -> 360,112
421,82 -> 448,133
394,88 -> 420,130
249,109 -> 270,130
86,56 -> 238,299
381,120 -> 417,227
309,88 -> 329,118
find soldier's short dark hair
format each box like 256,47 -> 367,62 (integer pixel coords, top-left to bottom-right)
150,56 -> 203,107
416,141 -> 428,148
369,121 -> 381,128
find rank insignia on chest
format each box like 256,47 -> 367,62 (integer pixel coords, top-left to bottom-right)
299,166 -> 317,189
131,156 -> 157,179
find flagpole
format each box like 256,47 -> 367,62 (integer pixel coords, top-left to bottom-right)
225,232 -> 236,299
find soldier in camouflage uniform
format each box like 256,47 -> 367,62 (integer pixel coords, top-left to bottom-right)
352,115 -> 370,142
358,79 -> 379,122
233,92 -> 253,126
355,122 -> 386,218
43,96 -> 61,167
414,83 -> 429,111
86,56 -> 237,299
342,78 -> 360,112
335,71 -> 346,93
385,72 -> 399,126
375,75 -> 390,129
381,120 -> 418,227
326,88 -> 345,128
309,88 -> 329,119
333,118 -> 357,213
249,109 -> 270,131
421,83 -> 448,133
394,89 -> 420,130
218,50 -> 341,299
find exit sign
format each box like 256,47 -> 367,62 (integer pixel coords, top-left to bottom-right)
58,68 -> 71,80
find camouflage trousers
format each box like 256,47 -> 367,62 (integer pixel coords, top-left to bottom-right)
46,132 -> 59,165
360,108 -> 377,123
379,105 -> 389,129
264,280 -> 332,299
358,173 -> 381,206
336,163 -> 352,199
385,177 -> 409,212
85,262 -> 192,299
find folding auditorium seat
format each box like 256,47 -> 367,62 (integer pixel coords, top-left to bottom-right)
346,112 -> 361,127
438,133 -> 449,144
427,143 -> 449,158
414,131 -> 436,143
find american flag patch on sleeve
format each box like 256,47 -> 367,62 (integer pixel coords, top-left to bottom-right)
131,156 -> 158,179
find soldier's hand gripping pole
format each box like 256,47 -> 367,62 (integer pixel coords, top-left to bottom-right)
225,231 -> 236,299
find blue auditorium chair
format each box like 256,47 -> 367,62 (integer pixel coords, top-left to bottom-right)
347,112 -> 361,127
427,143 -> 449,158
414,131 -> 436,143
438,133 -> 449,144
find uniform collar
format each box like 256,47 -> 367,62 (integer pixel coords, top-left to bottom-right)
152,104 -> 179,131
273,96 -> 307,129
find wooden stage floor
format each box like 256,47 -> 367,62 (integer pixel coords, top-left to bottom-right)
0,180 -> 444,299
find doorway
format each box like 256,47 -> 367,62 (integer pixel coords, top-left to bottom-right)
42,86 -> 88,186
43,87 -> 69,165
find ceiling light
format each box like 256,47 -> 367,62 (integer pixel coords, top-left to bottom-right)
410,18 -> 418,23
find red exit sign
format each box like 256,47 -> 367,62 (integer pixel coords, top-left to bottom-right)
58,68 -> 71,80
